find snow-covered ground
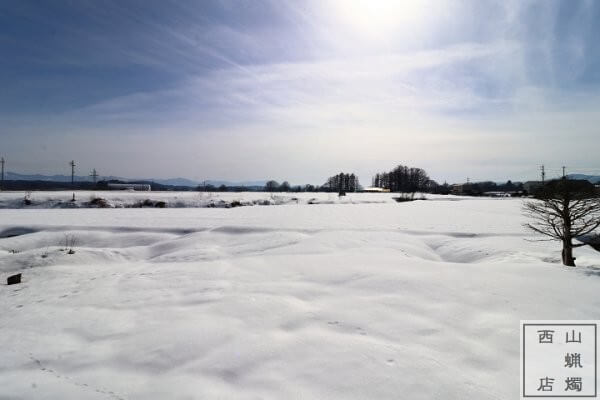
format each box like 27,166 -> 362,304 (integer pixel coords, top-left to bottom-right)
1,193 -> 599,399
0,190 -> 449,209
0,190 -> 379,209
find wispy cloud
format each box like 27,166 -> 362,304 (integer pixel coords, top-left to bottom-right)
1,0 -> 599,183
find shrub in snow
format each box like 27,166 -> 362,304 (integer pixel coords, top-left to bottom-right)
89,197 -> 110,208
63,234 -> 77,255
23,193 -> 32,206
393,193 -> 416,202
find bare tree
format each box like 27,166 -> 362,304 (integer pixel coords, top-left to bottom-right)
264,180 -> 280,192
280,181 -> 291,192
524,178 -> 600,266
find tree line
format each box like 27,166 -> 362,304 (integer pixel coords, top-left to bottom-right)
324,173 -> 359,193
372,165 -> 431,193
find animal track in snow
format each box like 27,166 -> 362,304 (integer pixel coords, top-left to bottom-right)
28,353 -> 127,400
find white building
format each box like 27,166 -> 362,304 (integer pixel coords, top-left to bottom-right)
362,187 -> 390,193
107,183 -> 151,191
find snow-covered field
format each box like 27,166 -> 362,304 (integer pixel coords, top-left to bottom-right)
1,192 -> 599,399
0,190 -> 415,209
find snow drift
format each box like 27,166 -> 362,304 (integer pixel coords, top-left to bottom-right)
1,194 -> 599,399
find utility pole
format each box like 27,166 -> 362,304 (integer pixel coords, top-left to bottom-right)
0,157 -> 5,189
90,169 -> 98,185
540,165 -> 545,184
0,157 -> 4,191
562,166 -> 566,178
69,160 -> 76,201
69,160 -> 75,186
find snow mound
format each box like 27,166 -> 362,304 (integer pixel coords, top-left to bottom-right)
1,197 -> 599,399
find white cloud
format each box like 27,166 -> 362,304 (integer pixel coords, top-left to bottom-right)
2,0 -> 599,184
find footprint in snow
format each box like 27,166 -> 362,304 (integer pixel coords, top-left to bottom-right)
29,354 -> 126,400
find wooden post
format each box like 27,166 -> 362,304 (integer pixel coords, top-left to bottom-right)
7,273 -> 21,285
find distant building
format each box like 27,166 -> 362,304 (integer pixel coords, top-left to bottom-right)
451,184 -> 464,195
523,181 -> 543,194
362,187 -> 390,193
107,183 -> 151,191
483,191 -> 511,197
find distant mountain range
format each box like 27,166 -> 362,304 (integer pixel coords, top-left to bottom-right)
567,174 -> 600,184
3,172 -> 267,188
5,172 -> 123,183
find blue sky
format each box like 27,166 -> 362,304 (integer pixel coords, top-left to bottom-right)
1,0 -> 599,185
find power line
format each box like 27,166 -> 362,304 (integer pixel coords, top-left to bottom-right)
534,165 -> 600,181
544,167 -> 600,174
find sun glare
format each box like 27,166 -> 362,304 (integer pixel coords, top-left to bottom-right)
332,0 -> 428,37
